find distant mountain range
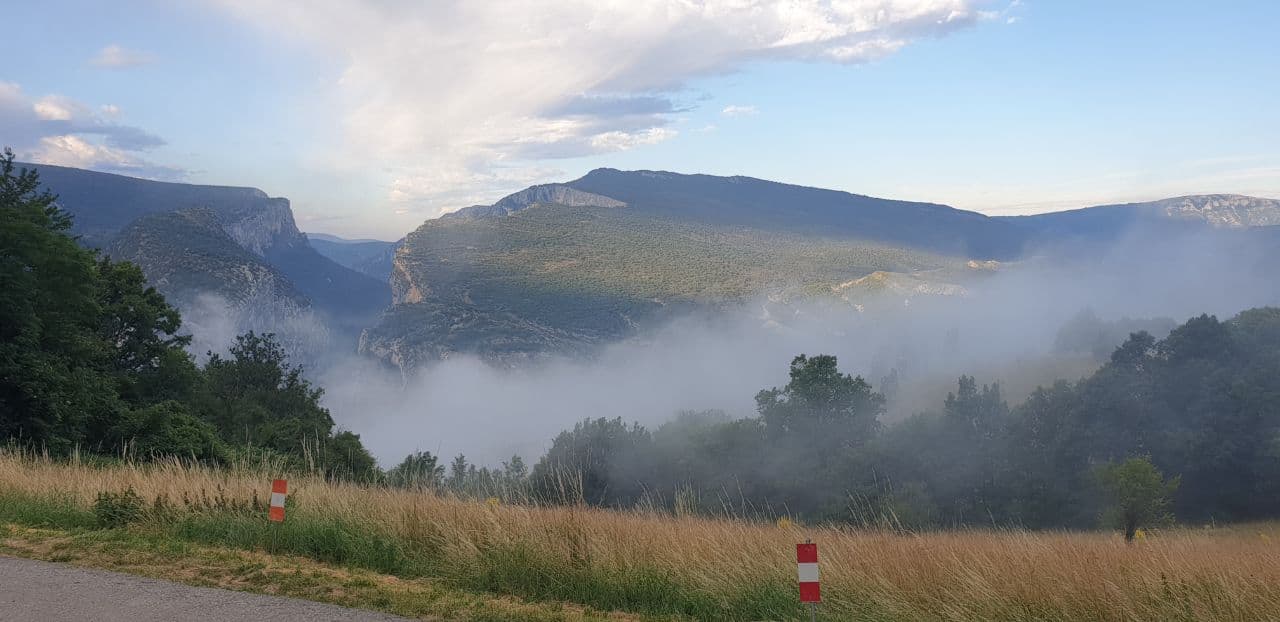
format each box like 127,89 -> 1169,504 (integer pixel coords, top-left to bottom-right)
361,169 -> 1280,371
998,194 -> 1280,243
24,163 -> 390,360
305,233 -> 397,281
21,161 -> 1280,370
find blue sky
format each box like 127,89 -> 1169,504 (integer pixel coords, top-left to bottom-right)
3,1 -> 1277,239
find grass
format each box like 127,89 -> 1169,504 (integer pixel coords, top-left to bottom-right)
3,450 -> 1280,621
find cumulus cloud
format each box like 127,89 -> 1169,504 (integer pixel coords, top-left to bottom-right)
209,0 -> 988,213
0,81 -> 181,179
91,44 -> 155,69
721,105 -> 759,117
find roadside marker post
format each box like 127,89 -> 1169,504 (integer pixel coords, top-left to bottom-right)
269,479 -> 287,522
797,540 -> 820,621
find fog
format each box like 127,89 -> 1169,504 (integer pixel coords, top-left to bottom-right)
201,226 -> 1280,468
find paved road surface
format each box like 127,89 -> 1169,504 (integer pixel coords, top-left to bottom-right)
0,556 -> 413,621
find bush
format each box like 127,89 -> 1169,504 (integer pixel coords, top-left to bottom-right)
109,401 -> 226,463
93,487 -> 145,528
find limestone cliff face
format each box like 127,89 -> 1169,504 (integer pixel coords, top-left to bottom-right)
217,193 -> 305,256
1154,195 -> 1280,228
389,247 -> 430,305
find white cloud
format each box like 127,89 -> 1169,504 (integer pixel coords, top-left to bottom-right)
721,105 -> 759,117
33,96 -> 79,121
0,82 -> 181,180
209,0 -> 986,212
91,44 -> 155,69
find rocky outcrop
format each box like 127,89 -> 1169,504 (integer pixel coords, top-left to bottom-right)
444,183 -> 626,219
217,194 -> 303,256
389,249 -> 430,305
1154,194 -> 1280,228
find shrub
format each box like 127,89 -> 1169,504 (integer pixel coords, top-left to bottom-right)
93,487 -> 145,528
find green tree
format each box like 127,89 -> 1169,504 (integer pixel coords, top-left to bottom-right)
755,354 -> 883,440
107,401 -> 225,463
0,148 -> 117,451
388,451 -> 445,489
200,331 -> 336,453
95,257 -> 198,407
320,430 -> 378,480
1097,456 -> 1179,542
530,417 -> 652,505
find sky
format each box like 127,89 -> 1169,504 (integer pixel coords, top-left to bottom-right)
3,0 -> 1278,240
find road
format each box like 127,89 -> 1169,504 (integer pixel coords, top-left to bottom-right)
0,556 -> 413,621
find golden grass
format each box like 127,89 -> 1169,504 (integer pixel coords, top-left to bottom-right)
4,451 -> 1280,621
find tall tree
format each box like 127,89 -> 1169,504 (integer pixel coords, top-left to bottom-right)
0,149 -> 114,451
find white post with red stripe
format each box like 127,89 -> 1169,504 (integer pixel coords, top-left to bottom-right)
797,540 -> 820,620
269,479 -> 287,522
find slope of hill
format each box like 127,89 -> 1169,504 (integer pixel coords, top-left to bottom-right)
360,169 -> 1012,370
562,168 -> 1027,259
23,162 -> 390,354
107,208 -> 307,307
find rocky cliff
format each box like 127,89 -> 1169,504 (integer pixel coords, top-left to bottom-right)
24,162 -> 389,360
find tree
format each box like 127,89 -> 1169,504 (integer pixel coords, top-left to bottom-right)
530,417 -> 651,505
319,430 -> 378,480
755,354 -> 883,441
1097,456 -> 1179,542
107,401 -> 225,463
388,451 -> 445,489
95,257 -> 198,407
200,331 -> 336,454
0,148 -> 116,451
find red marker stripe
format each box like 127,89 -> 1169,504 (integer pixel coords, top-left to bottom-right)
269,479 -> 288,522
797,543 -> 821,603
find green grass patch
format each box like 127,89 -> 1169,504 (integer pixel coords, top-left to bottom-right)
0,490 -> 97,530
170,511 -> 431,577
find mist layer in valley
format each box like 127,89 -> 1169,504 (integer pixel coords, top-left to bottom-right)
313,225 -> 1280,467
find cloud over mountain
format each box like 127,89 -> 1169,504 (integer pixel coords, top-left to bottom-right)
209,0 -> 991,217
0,82 -> 180,179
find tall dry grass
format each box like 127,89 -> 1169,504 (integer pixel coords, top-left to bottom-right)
3,450 -> 1279,621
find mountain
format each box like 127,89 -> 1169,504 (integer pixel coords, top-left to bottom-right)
23,162 -> 390,357
307,233 -> 398,281
999,194 -> 1280,243
360,169 -> 1024,371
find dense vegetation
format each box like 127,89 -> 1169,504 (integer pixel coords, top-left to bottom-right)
527,308 -> 1280,531
0,151 -> 374,475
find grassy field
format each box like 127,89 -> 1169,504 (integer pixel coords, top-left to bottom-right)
2,451 -> 1279,621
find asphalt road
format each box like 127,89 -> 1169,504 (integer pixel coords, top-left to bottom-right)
0,556 -> 413,621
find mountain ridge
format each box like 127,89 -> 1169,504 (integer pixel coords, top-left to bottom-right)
20,162 -> 390,359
